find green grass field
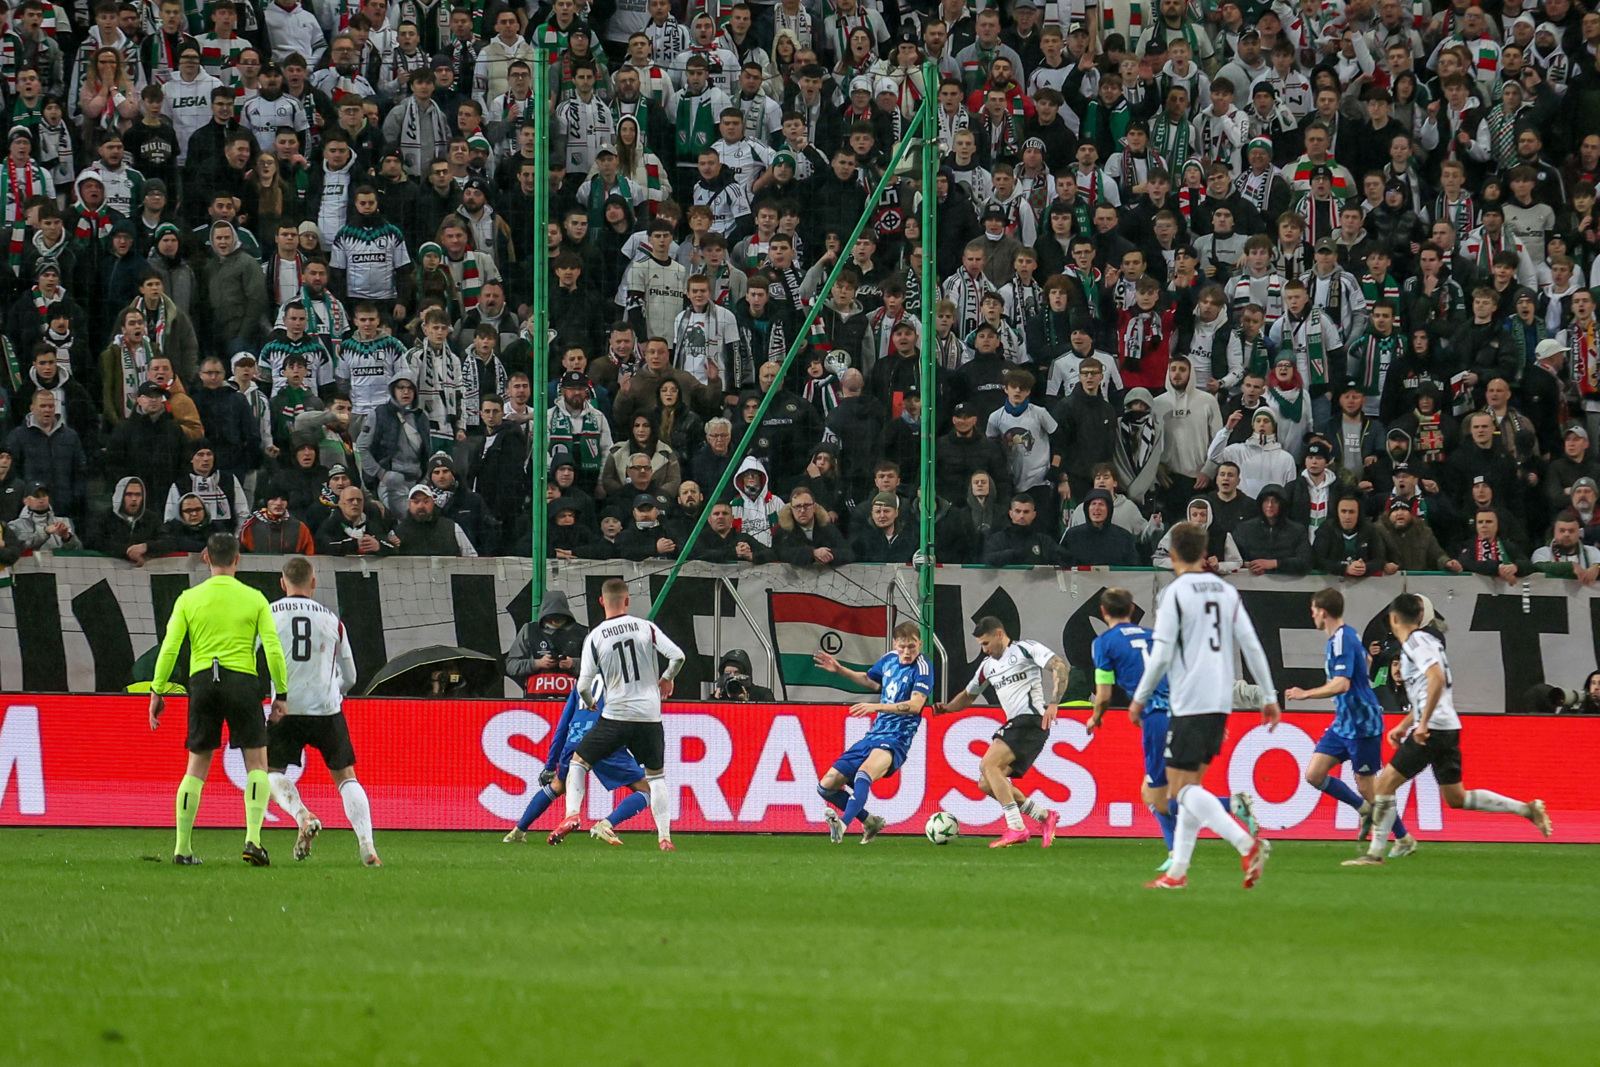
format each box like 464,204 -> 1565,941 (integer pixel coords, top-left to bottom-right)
2,829 -> 1595,1067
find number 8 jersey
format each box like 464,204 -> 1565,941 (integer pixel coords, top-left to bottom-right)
578,616 -> 687,723
270,596 -> 358,716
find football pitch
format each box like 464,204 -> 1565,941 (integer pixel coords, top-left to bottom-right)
3,830 -> 1596,1067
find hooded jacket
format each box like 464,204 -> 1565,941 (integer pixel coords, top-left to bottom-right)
1111,387 -> 1165,506
200,221 -> 269,345
771,499 -> 854,566
10,360 -> 98,444
715,648 -> 776,701
370,371 -> 433,481
1153,498 -> 1242,572
1151,370 -> 1225,478
1231,484 -> 1313,572
729,455 -> 783,547
86,476 -> 161,558
6,499 -> 81,550
505,590 -> 590,691
1207,415 -> 1298,498
148,492 -> 213,555
1060,488 -> 1141,565
4,414 -> 88,519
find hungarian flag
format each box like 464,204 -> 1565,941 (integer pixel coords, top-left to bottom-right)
768,592 -> 887,691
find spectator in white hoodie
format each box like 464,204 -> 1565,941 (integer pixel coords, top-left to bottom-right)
1151,354 -> 1224,519
1206,408 -> 1298,497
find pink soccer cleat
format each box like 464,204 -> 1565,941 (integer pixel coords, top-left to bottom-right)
1040,809 -> 1059,849
1144,874 -> 1187,889
1242,837 -> 1271,888
547,813 -> 581,845
989,826 -> 1033,848
658,839 -> 676,851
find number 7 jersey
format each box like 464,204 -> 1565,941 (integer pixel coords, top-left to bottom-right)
578,616 -> 687,723
270,596 -> 358,716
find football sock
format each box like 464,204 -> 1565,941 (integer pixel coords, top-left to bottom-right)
338,778 -> 375,850
1149,803 -> 1177,851
1001,802 -> 1025,832
1167,798 -> 1178,818
840,771 -> 874,827
244,769 -> 270,848
1315,775 -> 1366,811
1019,797 -> 1048,822
564,764 -> 588,819
267,772 -> 308,824
174,774 -> 204,856
607,791 -> 650,828
517,785 -> 559,831
648,773 -> 671,841
1463,789 -> 1530,817
1168,804 -> 1202,879
1368,795 -> 1399,857
817,785 -> 852,812
1178,783 -> 1253,855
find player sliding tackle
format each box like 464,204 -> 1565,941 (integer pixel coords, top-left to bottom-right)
1282,588 -> 1416,859
929,618 -> 1069,848
1087,588 -> 1180,871
1344,593 -> 1552,866
812,622 -> 933,845
552,579 -> 687,851
1132,523 -> 1279,889
506,680 -> 653,846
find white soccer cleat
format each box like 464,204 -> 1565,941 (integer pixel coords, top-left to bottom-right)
503,828 -> 527,843
824,809 -> 846,844
590,819 -> 623,846
1528,799 -> 1553,837
1387,834 -> 1418,859
294,815 -> 322,861
860,814 -> 887,844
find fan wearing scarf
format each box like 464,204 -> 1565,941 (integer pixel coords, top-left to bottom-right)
8,259 -> 86,367
1207,408 -> 1298,498
66,171 -> 119,256
0,126 -> 52,281
99,304 -> 159,421
1268,276 -> 1344,432
1111,386 -> 1164,508
1116,275 -> 1177,393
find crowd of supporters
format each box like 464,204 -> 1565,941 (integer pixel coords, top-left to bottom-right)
4,0 -> 1600,580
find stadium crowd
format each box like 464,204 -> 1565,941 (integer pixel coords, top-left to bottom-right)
3,0 -> 1600,578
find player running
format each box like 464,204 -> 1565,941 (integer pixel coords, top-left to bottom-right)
1131,523 -> 1280,890
551,579 -> 686,851
149,533 -> 289,867
504,683 -> 653,846
812,622 -> 933,845
931,617 -> 1068,848
1344,593 -> 1553,866
1086,588 -> 1179,871
263,557 -> 381,867
1283,587 -> 1417,859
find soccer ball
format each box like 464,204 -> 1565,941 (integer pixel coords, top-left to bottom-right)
925,812 -> 959,845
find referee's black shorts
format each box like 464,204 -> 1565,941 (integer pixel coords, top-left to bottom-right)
268,712 -> 357,771
185,667 -> 268,753
574,717 -> 666,772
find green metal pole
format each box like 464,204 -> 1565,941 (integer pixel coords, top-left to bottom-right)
529,47 -> 551,616
647,94 -> 937,623
916,60 -> 938,653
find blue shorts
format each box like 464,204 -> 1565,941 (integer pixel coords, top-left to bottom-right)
1314,730 -> 1384,777
1140,709 -> 1170,789
831,735 -> 910,780
558,750 -> 646,792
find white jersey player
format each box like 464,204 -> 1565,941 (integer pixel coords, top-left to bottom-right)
553,579 -> 687,850
1132,522 -> 1280,889
263,558 -> 380,867
932,616 -> 1070,848
1345,594 -> 1551,865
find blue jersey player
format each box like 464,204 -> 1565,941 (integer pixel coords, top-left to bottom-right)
1087,587 -> 1181,870
503,685 -> 652,846
1283,587 -> 1417,858
812,622 -> 933,844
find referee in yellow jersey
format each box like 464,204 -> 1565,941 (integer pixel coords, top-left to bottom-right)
150,533 -> 290,866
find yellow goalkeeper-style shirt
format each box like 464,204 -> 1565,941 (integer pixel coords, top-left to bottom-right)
151,575 -> 290,696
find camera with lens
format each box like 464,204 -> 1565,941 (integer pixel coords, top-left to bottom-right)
715,672 -> 752,701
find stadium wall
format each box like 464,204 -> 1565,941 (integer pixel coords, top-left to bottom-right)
2,556 -> 1596,714
0,697 -> 1590,841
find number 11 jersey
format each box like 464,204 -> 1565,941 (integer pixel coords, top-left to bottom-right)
578,616 -> 686,723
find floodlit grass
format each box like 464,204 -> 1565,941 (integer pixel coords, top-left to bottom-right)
2,830 -> 1595,1066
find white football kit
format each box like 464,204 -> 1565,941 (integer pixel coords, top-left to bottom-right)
965,639 -> 1057,720
1133,572 -> 1277,715
270,595 -> 357,716
1397,630 -> 1460,731
578,616 -> 687,722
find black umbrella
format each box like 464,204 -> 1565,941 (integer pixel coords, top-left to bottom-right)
359,645 -> 503,698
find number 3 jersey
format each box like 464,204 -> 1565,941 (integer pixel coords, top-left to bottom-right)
577,615 -> 687,723
270,595 -> 357,716
1135,572 -> 1277,717
965,639 -> 1057,721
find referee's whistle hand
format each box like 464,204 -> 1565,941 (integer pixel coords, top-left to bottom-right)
148,694 -> 164,731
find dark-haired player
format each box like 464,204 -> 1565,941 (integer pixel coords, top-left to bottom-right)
1283,587 -> 1416,858
1345,593 -> 1552,865
931,617 -> 1069,848
1132,522 -> 1279,889
812,621 -> 933,845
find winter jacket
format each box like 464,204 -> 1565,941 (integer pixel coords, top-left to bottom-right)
6,505 -> 81,550
192,382 -> 265,477
505,590 -> 590,689
936,428 -> 1013,502
10,365 -> 98,448
1207,427 -> 1298,498
982,519 -> 1069,566
394,510 -> 470,556
600,438 -> 682,502
691,524 -> 775,563
824,393 -> 887,496
1153,498 -> 1241,572
467,426 -> 529,529
1371,511 -> 1454,571
199,223 -> 269,345
239,510 -> 316,554
1457,537 -> 1533,577
103,407 -> 187,506
771,502 -> 855,566
1231,485 -> 1313,573
370,376 -> 433,481
4,417 -> 88,519
147,498 -> 213,555
1312,516 -> 1387,576
1060,508 -> 1141,566
85,476 -> 161,558
1050,385 -> 1118,484
315,507 -> 399,556
852,517 -> 917,564
728,456 -> 784,547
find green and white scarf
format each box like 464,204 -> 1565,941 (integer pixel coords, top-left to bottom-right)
113,332 -> 155,418
1485,102 -> 1519,172
1353,330 -> 1403,397
675,89 -> 721,165
1150,114 -> 1191,176
1290,308 -> 1332,386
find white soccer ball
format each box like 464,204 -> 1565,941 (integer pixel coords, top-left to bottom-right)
925,811 -> 959,844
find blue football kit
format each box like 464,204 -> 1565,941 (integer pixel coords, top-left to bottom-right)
1093,623 -> 1171,788
1314,624 -> 1387,775
831,652 -> 934,779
